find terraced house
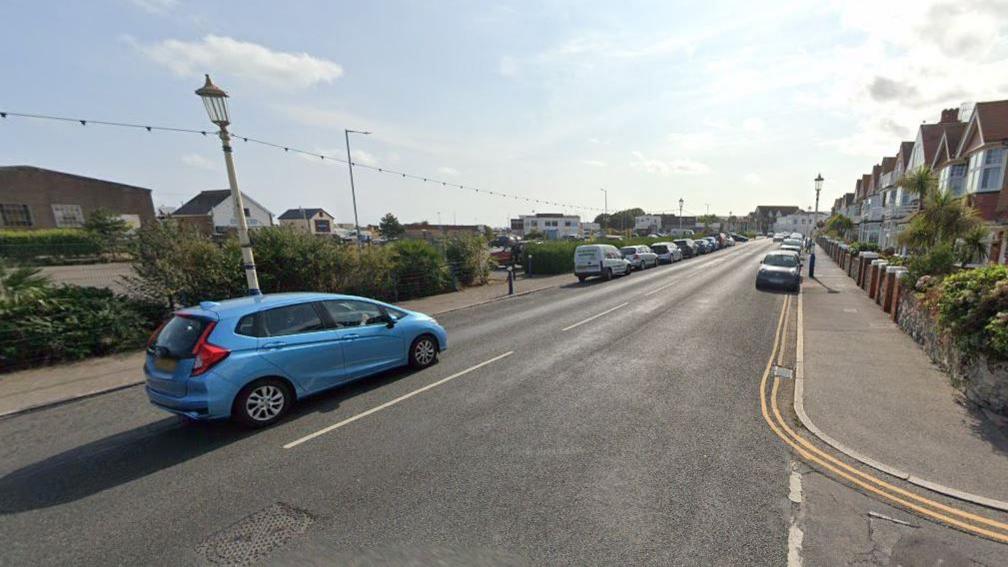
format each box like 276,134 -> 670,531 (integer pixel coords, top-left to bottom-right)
835,101 -> 1008,264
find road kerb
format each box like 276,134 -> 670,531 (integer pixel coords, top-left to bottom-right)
793,285 -> 1008,513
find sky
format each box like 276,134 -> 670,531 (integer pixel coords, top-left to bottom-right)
3,0 -> 1008,226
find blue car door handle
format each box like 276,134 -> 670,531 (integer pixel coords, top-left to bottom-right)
340,334 -> 360,341
261,340 -> 286,350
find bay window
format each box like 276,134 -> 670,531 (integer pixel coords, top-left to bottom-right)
966,148 -> 1007,194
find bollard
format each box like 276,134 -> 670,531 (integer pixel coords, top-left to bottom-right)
507,265 -> 514,295
809,252 -> 816,279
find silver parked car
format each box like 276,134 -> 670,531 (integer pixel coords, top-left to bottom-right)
620,245 -> 658,270
649,242 -> 683,264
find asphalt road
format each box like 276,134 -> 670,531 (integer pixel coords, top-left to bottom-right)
0,239 -> 793,566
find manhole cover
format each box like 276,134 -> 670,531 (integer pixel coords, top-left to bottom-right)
196,502 -> 313,565
773,366 -> 794,380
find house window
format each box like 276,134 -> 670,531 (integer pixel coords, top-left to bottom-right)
243,207 -> 251,217
52,204 -> 85,228
967,148 -> 1007,194
939,164 -> 967,196
0,203 -> 33,227
314,219 -> 331,233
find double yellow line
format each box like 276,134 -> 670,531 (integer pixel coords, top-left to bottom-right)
759,296 -> 1008,544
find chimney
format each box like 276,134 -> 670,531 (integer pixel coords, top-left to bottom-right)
939,108 -> 958,123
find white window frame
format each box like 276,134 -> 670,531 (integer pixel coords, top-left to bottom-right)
967,148 -> 1008,194
51,203 -> 85,228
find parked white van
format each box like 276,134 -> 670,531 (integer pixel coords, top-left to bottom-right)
574,244 -> 632,282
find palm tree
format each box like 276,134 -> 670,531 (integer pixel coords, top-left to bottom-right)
956,225 -> 990,267
0,262 -> 52,307
898,186 -> 987,254
897,166 -> 938,212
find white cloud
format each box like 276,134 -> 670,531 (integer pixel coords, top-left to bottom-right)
581,159 -> 607,167
437,166 -> 460,176
743,173 -> 762,185
181,153 -> 216,170
630,151 -> 709,176
132,35 -> 344,88
127,0 -> 177,14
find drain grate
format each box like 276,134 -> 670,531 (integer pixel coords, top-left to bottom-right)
196,502 -> 313,565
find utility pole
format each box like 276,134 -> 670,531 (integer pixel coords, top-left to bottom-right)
344,128 -> 371,249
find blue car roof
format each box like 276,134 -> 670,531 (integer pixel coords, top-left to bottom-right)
177,292 -> 393,320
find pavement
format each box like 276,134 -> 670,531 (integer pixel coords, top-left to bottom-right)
0,270 -> 571,418
0,240 -> 797,565
800,245 -> 1008,507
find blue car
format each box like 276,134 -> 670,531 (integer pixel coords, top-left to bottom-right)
144,293 -> 448,427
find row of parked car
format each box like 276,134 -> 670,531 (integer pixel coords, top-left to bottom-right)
573,233 -> 749,282
755,232 -> 807,292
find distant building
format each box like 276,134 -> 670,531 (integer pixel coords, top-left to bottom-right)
170,189 -> 273,234
580,222 -> 600,237
0,165 -> 156,229
402,223 -> 486,241
634,215 -> 662,234
520,213 -> 580,239
751,205 -> 801,234
773,211 -> 828,237
277,208 -> 335,234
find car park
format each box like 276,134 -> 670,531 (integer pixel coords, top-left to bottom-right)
673,239 -> 698,258
650,242 -> 683,264
621,245 -> 658,270
145,293 -> 448,427
574,244 -> 632,281
755,251 -> 802,292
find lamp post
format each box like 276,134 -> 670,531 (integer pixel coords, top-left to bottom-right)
811,173 -> 824,278
195,74 -> 260,296
345,128 -> 371,249
600,188 -> 608,234
678,197 -> 684,230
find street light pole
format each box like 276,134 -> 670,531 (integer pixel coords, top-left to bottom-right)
600,188 -> 607,234
678,197 -> 684,230
811,173 -> 824,278
345,128 -> 371,249
195,74 -> 260,296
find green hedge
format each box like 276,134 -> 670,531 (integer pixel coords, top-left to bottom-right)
0,286 -> 163,372
126,224 -> 470,307
0,229 -> 102,262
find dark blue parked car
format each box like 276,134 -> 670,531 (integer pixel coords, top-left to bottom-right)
145,293 -> 448,427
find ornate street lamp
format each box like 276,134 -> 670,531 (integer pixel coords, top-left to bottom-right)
196,74 -> 260,295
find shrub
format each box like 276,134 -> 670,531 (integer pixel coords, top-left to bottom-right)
0,229 -> 101,263
906,243 -> 956,286
0,285 -> 163,372
390,239 -> 448,299
936,265 -> 1008,360
848,241 -> 879,256
523,240 -> 580,275
126,222 -> 244,309
445,235 -> 492,286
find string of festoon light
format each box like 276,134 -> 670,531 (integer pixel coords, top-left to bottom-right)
0,110 -> 608,213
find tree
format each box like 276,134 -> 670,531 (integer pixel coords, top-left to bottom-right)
594,208 -> 644,234
524,229 -> 544,240
956,225 -> 990,267
378,212 -> 405,239
0,261 -> 51,308
825,214 -> 854,239
83,208 -> 130,254
898,166 -> 938,212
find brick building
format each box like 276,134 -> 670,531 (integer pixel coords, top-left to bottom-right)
0,165 -> 156,229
